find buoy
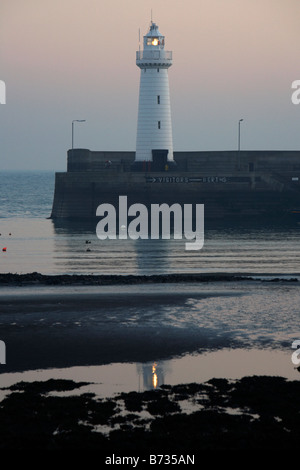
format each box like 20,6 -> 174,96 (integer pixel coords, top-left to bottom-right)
2,247 -> 7,252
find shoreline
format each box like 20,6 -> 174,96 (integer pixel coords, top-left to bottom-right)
0,271 -> 299,286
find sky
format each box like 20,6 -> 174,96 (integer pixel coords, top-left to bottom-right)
1,0 -> 300,171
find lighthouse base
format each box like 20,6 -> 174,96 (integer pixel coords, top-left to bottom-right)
132,149 -> 177,172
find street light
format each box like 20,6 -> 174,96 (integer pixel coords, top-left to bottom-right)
238,118 -> 244,170
72,119 -> 86,151
238,119 -> 243,151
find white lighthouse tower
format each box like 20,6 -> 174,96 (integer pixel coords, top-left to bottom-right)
134,21 -> 176,170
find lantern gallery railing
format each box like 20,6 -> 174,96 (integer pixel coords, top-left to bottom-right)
136,50 -> 172,63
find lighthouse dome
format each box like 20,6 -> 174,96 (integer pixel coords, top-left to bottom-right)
145,22 -> 162,37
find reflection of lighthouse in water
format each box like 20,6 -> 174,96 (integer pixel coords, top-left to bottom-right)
137,361 -> 171,390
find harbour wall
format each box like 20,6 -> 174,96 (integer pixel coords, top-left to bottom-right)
51,149 -> 300,222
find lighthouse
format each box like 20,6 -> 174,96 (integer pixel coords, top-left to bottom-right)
134,21 -> 176,171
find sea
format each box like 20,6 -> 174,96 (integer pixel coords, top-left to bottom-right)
0,171 -> 300,399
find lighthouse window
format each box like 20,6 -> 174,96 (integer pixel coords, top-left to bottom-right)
157,95 -> 160,104
158,121 -> 161,129
147,37 -> 159,46
157,68 -> 160,72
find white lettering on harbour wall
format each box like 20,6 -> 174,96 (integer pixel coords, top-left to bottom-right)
0,80 -> 6,104
146,176 -> 227,183
291,80 -> 300,105
96,196 -> 204,251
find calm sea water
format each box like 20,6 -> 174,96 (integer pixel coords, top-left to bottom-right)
0,171 -> 300,276
0,171 -> 300,397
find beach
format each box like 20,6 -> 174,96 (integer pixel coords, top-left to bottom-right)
1,273 -> 300,450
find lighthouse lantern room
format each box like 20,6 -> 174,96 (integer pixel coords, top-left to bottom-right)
134,22 -> 176,171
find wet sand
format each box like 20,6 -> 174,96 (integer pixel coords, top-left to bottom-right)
1,272 -> 298,373
0,282 -> 241,373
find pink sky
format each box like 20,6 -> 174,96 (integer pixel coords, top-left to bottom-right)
1,0 -> 300,170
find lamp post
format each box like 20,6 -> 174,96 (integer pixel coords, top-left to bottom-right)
238,118 -> 244,170
72,119 -> 86,152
